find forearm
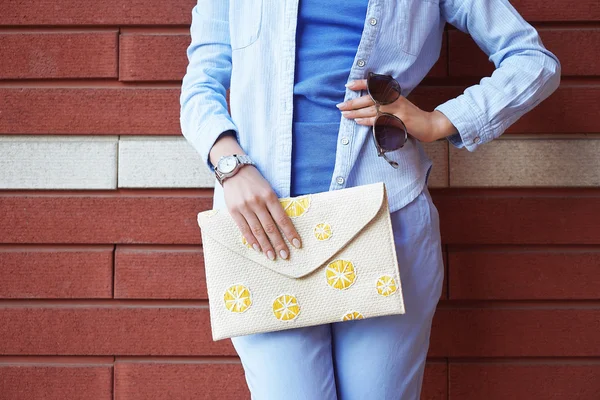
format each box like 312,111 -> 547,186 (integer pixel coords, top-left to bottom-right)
208,131 -> 246,168
430,110 -> 459,142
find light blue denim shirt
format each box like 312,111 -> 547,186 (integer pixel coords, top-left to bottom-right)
180,0 -> 561,213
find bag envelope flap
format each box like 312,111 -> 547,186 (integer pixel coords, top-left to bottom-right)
197,182 -> 387,279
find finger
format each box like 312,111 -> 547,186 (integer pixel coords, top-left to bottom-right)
241,207 -> 277,261
355,116 -> 377,126
253,204 -> 290,261
346,79 -> 367,91
230,209 -> 261,253
341,105 -> 378,120
336,94 -> 375,111
266,193 -> 302,250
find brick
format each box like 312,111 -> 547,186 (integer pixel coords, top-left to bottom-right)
119,34 -> 189,81
2,0 -> 597,26
1,86 -> 595,136
425,30 -> 448,79
430,308 -> 600,357
0,0 -> 195,25
0,135 -> 118,189
114,361 -> 248,400
0,32 -> 117,79
449,138 -> 600,187
422,361 -> 448,400
3,190 -> 598,246
0,306 -> 233,355
113,360 -> 447,400
0,362 -> 112,400
0,194 -> 212,244
408,86 -> 599,134
448,247 -> 600,300
422,140 -> 449,188
115,247 -> 446,301
114,245 -> 444,301
449,28 -> 600,77
0,88 -> 179,135
115,246 -> 206,299
449,363 -> 600,400
117,136 -> 214,188
509,0 -> 600,21
0,246 -> 113,298
431,189 -> 600,244
5,305 -> 598,358
117,30 -> 446,83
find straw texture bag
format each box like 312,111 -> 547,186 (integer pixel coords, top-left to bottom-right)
197,181 -> 405,341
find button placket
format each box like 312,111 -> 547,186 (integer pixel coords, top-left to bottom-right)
330,1 -> 379,192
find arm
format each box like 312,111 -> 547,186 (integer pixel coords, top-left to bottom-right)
179,0 -> 242,171
434,0 -> 562,150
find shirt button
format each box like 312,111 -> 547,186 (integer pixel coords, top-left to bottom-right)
369,18 -> 377,26
473,136 -> 481,144
341,137 -> 350,145
336,176 -> 345,185
357,59 -> 366,67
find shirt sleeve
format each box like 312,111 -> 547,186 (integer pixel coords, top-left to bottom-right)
435,0 -> 562,151
179,0 -> 239,172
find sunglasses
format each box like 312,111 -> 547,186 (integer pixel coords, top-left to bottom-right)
366,71 -> 409,169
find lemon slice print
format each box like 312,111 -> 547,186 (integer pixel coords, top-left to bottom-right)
314,223 -> 333,241
376,275 -> 398,297
272,294 -> 300,321
325,259 -> 357,290
342,311 -> 364,321
279,195 -> 311,218
241,236 -> 252,249
223,284 -> 252,313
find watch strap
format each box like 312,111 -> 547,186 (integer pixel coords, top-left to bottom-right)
234,154 -> 255,166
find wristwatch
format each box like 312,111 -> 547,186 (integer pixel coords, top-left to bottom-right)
214,154 -> 256,185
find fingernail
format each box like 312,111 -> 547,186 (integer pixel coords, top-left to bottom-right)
292,238 -> 301,249
280,249 -> 288,259
345,81 -> 354,88
341,111 -> 350,116
252,243 -> 261,252
267,250 -> 275,261
336,102 -> 346,109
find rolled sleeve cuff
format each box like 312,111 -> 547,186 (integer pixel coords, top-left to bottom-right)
434,95 -> 491,152
184,116 -> 239,173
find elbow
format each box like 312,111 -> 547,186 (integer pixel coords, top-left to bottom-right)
544,49 -> 562,95
549,56 -> 561,93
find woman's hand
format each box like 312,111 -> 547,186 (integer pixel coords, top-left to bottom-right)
222,164 -> 302,261
336,79 -> 457,143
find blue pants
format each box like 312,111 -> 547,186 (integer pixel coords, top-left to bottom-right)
231,185 -> 444,399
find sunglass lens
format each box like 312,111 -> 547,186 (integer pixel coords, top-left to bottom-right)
368,74 -> 401,104
374,114 -> 407,150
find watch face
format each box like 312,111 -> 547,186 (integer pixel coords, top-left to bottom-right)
217,156 -> 237,174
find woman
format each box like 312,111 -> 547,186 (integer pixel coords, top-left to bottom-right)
180,0 -> 560,398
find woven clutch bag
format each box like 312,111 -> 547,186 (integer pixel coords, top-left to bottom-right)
197,181 -> 405,341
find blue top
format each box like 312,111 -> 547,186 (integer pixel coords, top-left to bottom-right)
290,0 -> 369,197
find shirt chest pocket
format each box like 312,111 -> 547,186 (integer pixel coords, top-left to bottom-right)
395,0 -> 440,57
229,0 -> 264,50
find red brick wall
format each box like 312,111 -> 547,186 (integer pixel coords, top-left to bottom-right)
1,1 -> 599,399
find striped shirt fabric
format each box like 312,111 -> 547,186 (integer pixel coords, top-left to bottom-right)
179,0 -> 561,213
